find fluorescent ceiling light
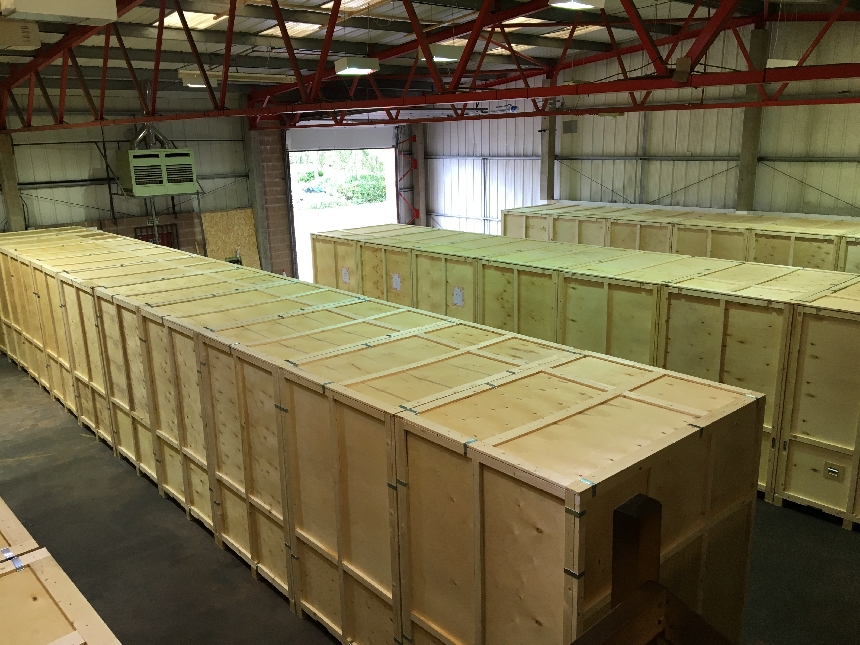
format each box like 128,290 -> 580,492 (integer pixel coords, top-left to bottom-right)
178,69 -> 296,87
162,11 -> 227,30
259,22 -> 321,38
419,44 -> 465,63
549,0 -> 605,9
767,58 -> 798,68
334,56 -> 380,75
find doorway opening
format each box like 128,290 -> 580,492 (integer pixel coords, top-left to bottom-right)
290,148 -> 397,281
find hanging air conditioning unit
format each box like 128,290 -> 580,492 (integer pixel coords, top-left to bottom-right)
0,0 -> 117,25
116,149 -> 198,198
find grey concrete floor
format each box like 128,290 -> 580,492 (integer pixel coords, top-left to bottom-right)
1,358 -> 859,644
0,358 -> 337,645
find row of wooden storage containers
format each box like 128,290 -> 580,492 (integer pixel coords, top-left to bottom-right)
0,495 -> 120,645
312,223 -> 860,530
502,203 -> 860,273
0,227 -> 762,645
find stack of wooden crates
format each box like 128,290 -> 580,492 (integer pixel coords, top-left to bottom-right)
312,223 -> 860,531
502,203 -> 860,273
0,227 -> 762,644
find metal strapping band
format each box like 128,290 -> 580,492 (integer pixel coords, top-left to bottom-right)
464,438 -> 477,455
564,568 -> 584,579
484,382 -> 497,388
0,547 -> 13,561
291,553 -> 299,560
398,404 -> 418,414
322,381 -> 334,393
387,482 -> 397,491
285,359 -> 298,367
565,507 -> 585,518
580,477 -> 597,497
396,479 -> 408,488
274,404 -> 289,413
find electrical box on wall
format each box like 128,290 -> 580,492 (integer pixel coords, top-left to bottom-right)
0,18 -> 38,48
0,0 -> 117,24
116,149 -> 198,198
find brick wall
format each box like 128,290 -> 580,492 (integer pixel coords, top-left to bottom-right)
255,130 -> 296,277
38,211 -> 205,254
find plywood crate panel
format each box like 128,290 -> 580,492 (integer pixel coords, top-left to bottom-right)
0,495 -> 39,560
0,548 -> 120,645
314,225 -> 860,502
502,204 -> 860,271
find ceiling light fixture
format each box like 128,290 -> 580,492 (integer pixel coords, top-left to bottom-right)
178,69 -> 296,87
419,43 -> 466,62
161,11 -> 227,30
548,0 -> 605,9
334,57 -> 380,75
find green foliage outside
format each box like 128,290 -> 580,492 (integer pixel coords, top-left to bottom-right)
290,149 -> 387,209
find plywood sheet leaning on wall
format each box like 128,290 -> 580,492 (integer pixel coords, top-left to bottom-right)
312,224 -> 860,512
0,228 -> 765,645
502,203 -> 860,272
201,208 -> 262,269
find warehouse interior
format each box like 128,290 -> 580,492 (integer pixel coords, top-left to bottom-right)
2,1 -> 860,644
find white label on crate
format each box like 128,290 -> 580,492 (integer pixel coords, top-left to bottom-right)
452,286 -> 464,307
341,267 -> 350,284
391,273 -> 402,292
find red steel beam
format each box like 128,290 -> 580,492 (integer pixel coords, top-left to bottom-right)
601,9 -> 638,107
26,73 -> 35,127
249,0 -> 551,102
150,0 -> 167,115
270,0 -> 310,102
311,0 -> 342,101
69,50 -> 99,120
174,0 -> 218,109
772,0 -> 850,100
402,0 -> 444,92
57,50 -> 69,124
448,0 -> 495,91
99,26 -> 111,120
220,0 -> 238,109
618,0 -> 669,76
0,0 -> 147,93
9,62 -> 860,135
114,26 -> 149,114
681,0 -> 744,71
469,26 -> 496,89
640,0 -> 703,105
34,71 -> 58,125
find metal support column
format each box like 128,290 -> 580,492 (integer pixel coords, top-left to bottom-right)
0,133 -> 25,231
736,28 -> 770,211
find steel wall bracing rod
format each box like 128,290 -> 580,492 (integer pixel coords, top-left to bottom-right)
220,0 -> 238,109
249,0 -> 552,102
150,0 -> 167,115
448,0 -> 496,91
311,0 -> 342,101
69,50 -> 99,120
0,0 -> 147,93
401,0 -> 444,92
174,0 -> 219,109
618,0 -> 669,76
270,0 -> 310,101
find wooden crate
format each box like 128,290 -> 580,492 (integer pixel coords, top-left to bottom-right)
0,548 -> 120,645
774,277 -> 860,528
502,205 -> 860,272
314,225 -> 860,500
0,229 -> 764,644
0,495 -> 39,560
